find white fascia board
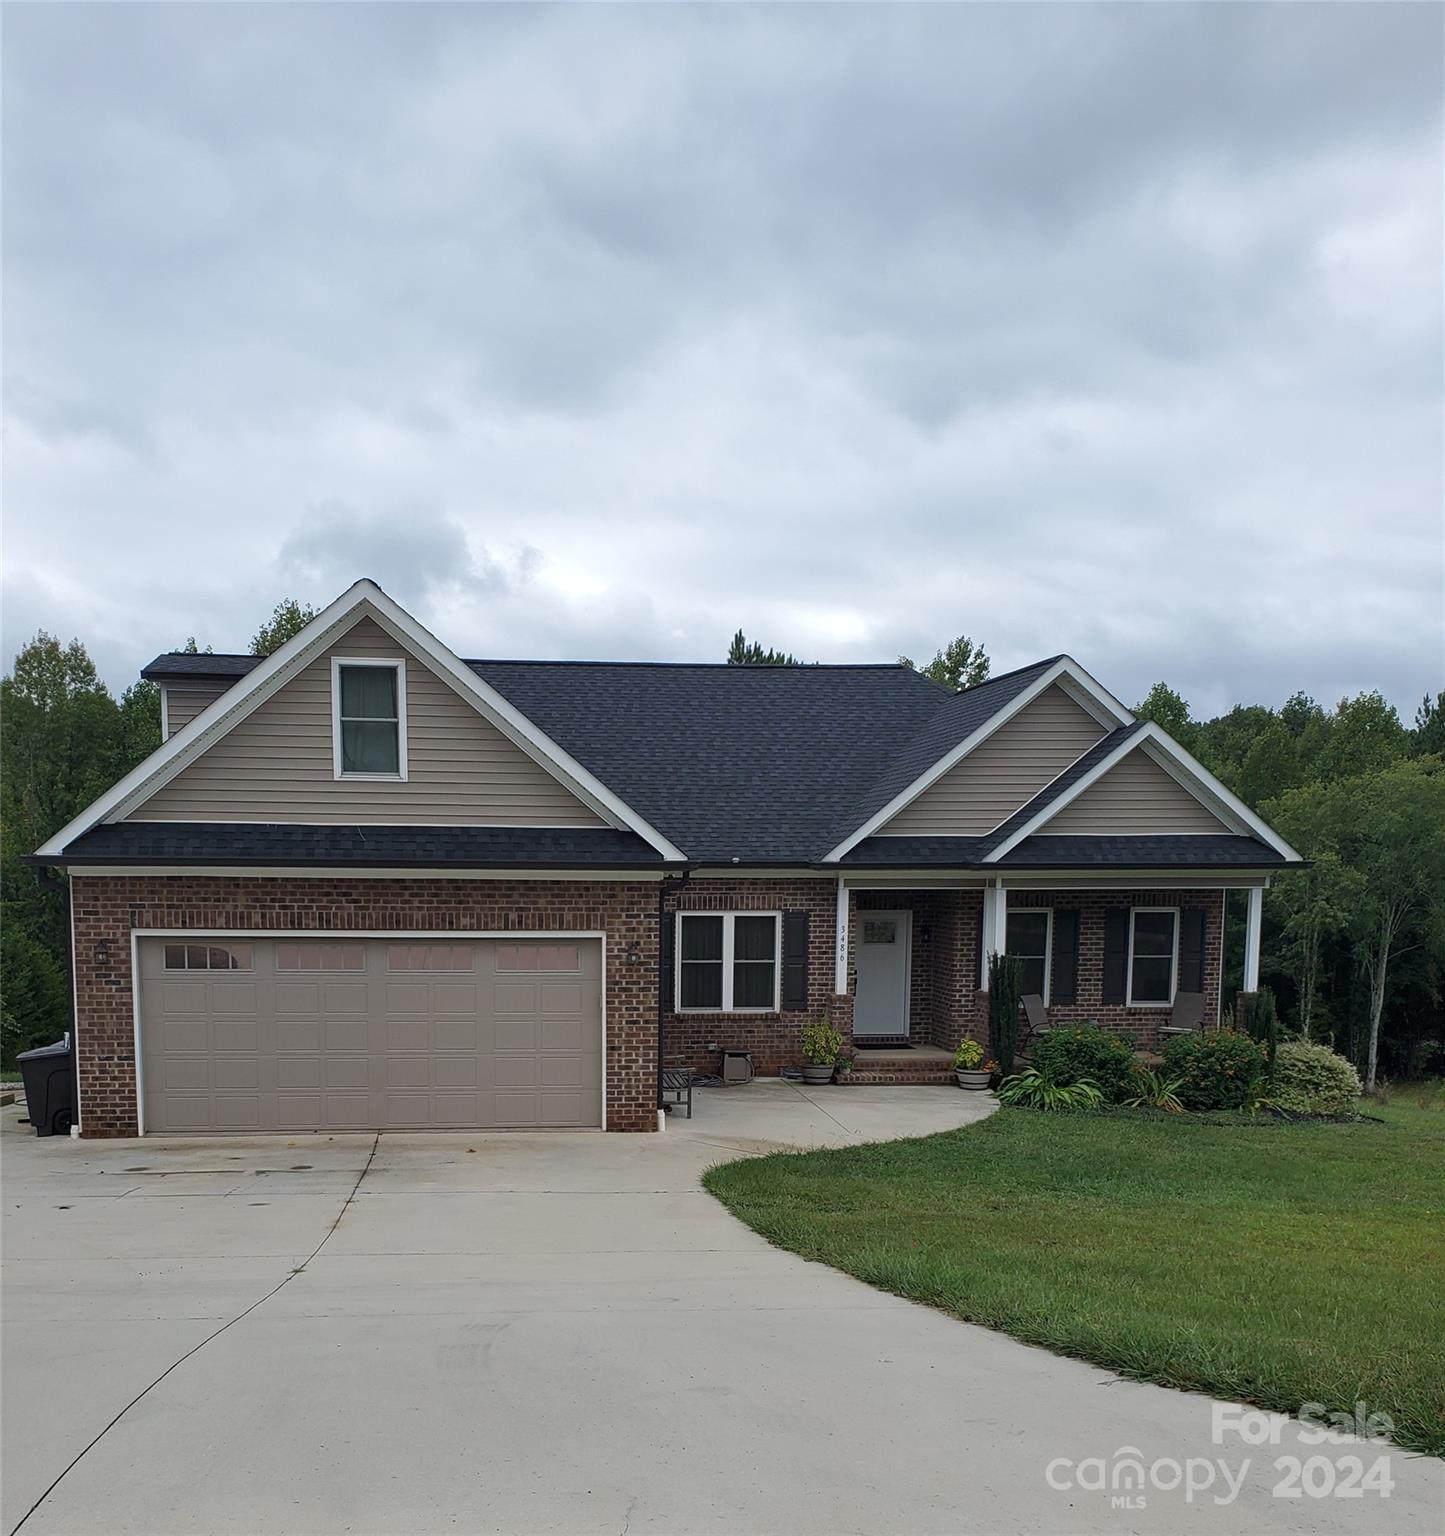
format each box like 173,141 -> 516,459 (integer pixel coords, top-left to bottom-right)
984,722 -> 1302,864
68,866 -> 668,881
36,579 -> 686,863
822,657 -> 1133,863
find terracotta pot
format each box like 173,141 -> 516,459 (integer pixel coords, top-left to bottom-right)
956,1069 -> 991,1090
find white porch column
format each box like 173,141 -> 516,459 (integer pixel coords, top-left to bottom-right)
979,879 -> 1007,990
1243,885 -> 1263,994
834,877 -> 850,993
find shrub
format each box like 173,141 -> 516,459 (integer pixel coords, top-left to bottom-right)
800,1018 -> 844,1066
1269,1041 -> 1362,1119
1245,986 -> 1280,1065
1033,1024 -> 1136,1103
1161,1029 -> 1269,1111
953,1038 -> 985,1071
1124,1067 -> 1186,1113
996,1067 -> 1103,1112
988,953 -> 1023,1075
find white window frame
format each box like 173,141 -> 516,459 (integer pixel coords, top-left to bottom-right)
1006,907 -> 1053,1006
675,911 -> 782,1014
1127,906 -> 1179,1008
331,657 -> 408,781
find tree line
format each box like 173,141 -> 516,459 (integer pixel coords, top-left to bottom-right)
4,614 -> 1442,1088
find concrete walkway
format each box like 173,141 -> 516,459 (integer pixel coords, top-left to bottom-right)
2,1088 -> 1439,1535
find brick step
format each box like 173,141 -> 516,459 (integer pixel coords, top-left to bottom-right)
842,1068 -> 958,1086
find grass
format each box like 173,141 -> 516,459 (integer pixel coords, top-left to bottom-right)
703,1098 -> 1445,1456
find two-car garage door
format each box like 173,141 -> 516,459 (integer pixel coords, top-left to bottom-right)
137,937 -> 602,1132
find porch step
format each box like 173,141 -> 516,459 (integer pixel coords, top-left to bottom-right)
844,1070 -> 958,1086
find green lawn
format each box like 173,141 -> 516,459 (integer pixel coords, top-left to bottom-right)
703,1101 -> 1445,1456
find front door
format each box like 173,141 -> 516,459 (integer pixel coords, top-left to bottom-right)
853,911 -> 912,1038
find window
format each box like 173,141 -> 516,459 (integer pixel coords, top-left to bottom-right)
164,942 -> 253,971
1128,909 -> 1178,1006
387,944 -> 474,972
494,944 -> 580,973
332,659 -> 405,778
676,912 -> 780,1012
1006,909 -> 1052,1004
276,942 -> 365,972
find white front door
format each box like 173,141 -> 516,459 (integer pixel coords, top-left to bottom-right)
853,911 -> 912,1038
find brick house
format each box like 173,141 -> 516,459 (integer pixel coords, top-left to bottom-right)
32,580 -> 1301,1137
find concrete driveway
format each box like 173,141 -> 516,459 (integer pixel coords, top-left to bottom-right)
3,1082 -> 1439,1535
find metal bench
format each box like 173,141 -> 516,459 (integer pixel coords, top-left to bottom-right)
660,1069 -> 693,1118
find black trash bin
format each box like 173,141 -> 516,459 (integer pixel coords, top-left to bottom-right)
17,1036 -> 75,1137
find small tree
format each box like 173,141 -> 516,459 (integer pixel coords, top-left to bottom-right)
1245,985 -> 1280,1066
725,629 -> 800,666
987,952 -> 1023,1075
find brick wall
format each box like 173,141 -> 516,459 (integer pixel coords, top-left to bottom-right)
70,875 -> 660,1137
663,877 -> 839,1077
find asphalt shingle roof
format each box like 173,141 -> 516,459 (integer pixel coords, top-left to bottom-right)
996,834 -> 1286,868
59,822 -> 663,868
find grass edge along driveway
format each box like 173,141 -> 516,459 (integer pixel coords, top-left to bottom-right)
703,1103 -> 1445,1457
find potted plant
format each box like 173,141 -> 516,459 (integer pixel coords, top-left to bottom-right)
953,1038 -> 991,1090
800,1018 -> 844,1085
834,1052 -> 854,1084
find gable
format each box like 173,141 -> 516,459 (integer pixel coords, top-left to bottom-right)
127,617 -> 606,828
878,685 -> 1107,836
1041,747 -> 1233,836
163,680 -> 233,739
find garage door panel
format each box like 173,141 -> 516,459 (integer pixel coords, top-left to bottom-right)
140,937 -> 600,1132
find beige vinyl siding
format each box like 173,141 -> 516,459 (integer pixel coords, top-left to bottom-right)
879,685 -> 1107,836
1045,749 -> 1232,834
164,681 -> 234,738
128,618 -> 606,826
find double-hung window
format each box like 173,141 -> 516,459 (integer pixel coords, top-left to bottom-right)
1128,908 -> 1178,1006
677,912 -> 780,1012
332,659 -> 406,779
1005,909 -> 1052,1003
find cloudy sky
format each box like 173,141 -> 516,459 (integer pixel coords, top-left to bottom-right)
4,4 -> 1441,719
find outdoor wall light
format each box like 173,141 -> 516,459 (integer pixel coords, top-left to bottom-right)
625,943 -> 644,965
93,938 -> 111,965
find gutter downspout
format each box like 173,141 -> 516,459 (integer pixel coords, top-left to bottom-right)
657,869 -> 691,1115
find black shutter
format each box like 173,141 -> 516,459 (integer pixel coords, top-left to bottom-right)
1051,909 -> 1080,1006
1179,907 -> 1206,993
782,911 -> 810,1011
660,910 -> 676,1013
1102,909 -> 1129,1005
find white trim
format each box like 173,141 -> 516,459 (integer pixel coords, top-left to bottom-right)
984,723 -> 1302,864
130,929 -> 609,1134
1126,906 -> 1180,1008
36,580 -> 685,863
822,658 -> 1133,862
980,880 -> 1006,990
1006,904 -> 1053,1006
674,910 -> 782,1014
1243,886 -> 1263,993
834,878 -> 849,994
330,656 -> 408,782
159,686 -> 170,743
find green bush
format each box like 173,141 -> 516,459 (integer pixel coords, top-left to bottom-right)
1270,1041 -> 1362,1118
988,953 -> 1023,1075
996,1067 -> 1104,1112
800,1018 -> 845,1066
1161,1029 -> 1269,1111
1033,1024 -> 1136,1103
1246,986 -> 1280,1065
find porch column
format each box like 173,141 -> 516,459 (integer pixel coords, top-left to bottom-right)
979,879 -> 1007,990
834,877 -> 849,993
1242,885 -> 1263,994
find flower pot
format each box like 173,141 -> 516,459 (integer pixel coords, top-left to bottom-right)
956,1069 -> 991,1090
801,1063 -> 835,1085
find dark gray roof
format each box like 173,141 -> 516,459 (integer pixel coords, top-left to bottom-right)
141,653 -> 260,681
49,822 -> 665,868
997,835 -> 1287,868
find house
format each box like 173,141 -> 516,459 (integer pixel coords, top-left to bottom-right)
31,579 -> 1301,1137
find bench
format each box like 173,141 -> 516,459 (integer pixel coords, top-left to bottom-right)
660,1069 -> 693,1118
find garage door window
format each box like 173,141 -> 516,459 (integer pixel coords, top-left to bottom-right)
495,944 -> 580,973
164,942 -> 253,971
276,942 -> 366,971
387,944 -> 475,971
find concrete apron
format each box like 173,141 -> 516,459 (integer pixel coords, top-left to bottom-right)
2,1091 -> 1440,1536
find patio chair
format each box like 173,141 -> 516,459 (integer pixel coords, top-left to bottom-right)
1017,993 -> 1050,1053
1157,991 -> 1208,1040
660,1069 -> 693,1118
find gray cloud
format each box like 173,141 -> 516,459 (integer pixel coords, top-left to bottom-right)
3,3 -> 1441,720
